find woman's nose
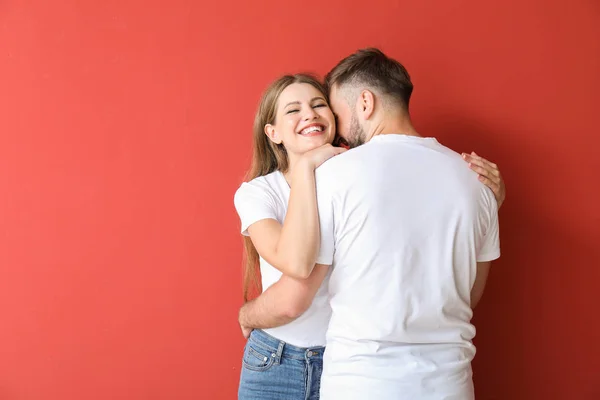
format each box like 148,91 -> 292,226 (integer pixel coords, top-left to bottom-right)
303,108 -> 319,121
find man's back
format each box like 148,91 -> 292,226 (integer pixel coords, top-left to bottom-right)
315,134 -> 500,400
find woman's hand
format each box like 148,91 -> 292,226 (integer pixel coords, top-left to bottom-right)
301,144 -> 347,170
463,151 -> 506,208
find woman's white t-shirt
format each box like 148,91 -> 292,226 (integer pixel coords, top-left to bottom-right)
234,170 -> 331,348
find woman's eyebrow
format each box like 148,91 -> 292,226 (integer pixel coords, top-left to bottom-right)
283,101 -> 301,108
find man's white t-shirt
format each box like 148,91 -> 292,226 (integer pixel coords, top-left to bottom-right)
234,171 -> 331,347
315,134 -> 500,400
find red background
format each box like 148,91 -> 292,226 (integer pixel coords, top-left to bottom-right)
1,0 -> 598,399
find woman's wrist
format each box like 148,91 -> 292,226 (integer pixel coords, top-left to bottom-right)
290,158 -> 317,185
296,154 -> 319,172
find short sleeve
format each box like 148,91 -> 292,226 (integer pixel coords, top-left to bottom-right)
477,191 -> 500,262
314,167 -> 336,266
233,182 -> 279,236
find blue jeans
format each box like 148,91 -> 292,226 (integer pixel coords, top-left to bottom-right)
238,329 -> 325,400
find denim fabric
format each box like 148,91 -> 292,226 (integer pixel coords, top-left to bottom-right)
238,329 -> 325,400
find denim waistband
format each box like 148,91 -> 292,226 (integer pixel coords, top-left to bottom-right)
248,329 -> 325,362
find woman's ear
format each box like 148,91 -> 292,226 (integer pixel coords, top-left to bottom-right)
264,124 -> 282,144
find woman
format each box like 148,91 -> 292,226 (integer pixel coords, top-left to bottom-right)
233,74 -> 505,400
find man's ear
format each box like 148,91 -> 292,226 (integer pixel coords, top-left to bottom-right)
357,89 -> 375,120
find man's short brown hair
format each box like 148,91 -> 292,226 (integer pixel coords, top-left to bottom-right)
325,48 -> 413,110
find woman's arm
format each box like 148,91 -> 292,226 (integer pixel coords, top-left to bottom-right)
247,144 -> 345,279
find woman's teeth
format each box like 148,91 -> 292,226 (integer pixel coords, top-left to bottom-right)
300,126 -> 324,135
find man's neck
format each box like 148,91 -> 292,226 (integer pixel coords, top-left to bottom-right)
365,115 -> 420,142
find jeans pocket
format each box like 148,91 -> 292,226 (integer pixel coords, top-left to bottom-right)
242,342 -> 276,372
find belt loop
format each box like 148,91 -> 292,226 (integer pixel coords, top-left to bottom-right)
273,340 -> 285,365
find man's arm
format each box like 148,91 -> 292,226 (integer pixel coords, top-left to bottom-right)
471,261 -> 491,309
238,264 -> 330,336
472,174 -> 501,309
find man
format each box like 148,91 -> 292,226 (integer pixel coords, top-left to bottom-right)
239,48 -> 500,399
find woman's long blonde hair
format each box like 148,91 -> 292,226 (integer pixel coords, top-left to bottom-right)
242,74 -> 329,302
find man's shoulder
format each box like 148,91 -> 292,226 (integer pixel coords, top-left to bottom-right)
317,145 -> 371,173
314,148 -> 361,188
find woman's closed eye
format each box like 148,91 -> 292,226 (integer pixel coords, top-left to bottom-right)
285,102 -> 326,114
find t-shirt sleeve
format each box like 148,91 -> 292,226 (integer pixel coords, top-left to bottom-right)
233,182 -> 278,236
314,167 -> 335,266
477,190 -> 501,262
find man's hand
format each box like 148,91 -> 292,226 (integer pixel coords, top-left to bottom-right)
239,307 -> 253,339
240,323 -> 253,339
235,265 -> 331,334
463,151 -> 506,208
